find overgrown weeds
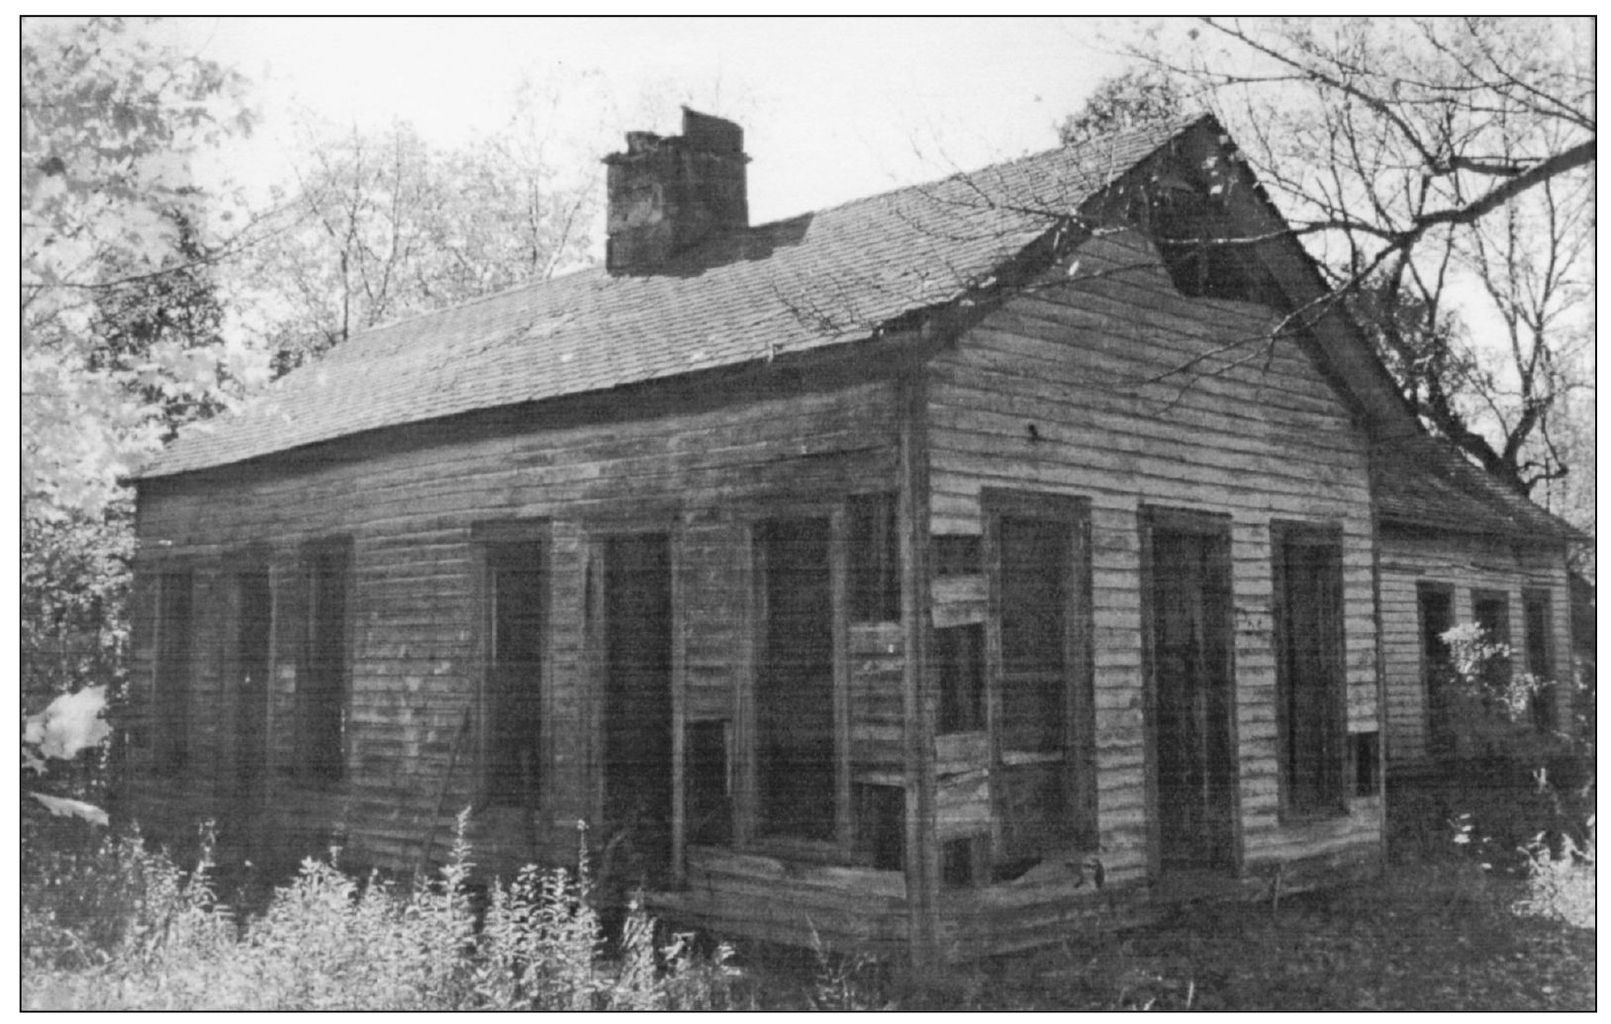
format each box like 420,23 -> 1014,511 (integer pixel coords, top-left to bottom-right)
22,812 -> 750,1011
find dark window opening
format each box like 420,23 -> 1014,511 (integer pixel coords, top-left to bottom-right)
487,541 -> 544,807
757,517 -> 835,840
854,783 -> 904,872
299,544 -> 350,782
941,836 -> 983,889
937,624 -> 984,735
848,492 -> 899,622
935,535 -> 980,576
686,720 -> 731,846
1273,527 -> 1347,817
1000,515 -> 1068,753
153,572 -> 193,775
1150,190 -> 1249,300
1352,731 -> 1379,798
1418,583 -> 1456,757
998,763 -> 1073,861
1522,589 -> 1554,731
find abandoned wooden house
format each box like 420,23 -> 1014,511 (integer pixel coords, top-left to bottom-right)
123,110 -> 1580,960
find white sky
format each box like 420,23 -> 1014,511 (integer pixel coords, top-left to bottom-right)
159,16 -> 1139,225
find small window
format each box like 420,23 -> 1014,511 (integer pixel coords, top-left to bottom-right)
941,836 -> 983,889
848,492 -> 899,622
686,720 -> 732,846
299,542 -> 351,781
1352,731 -> 1379,798
153,572 -> 194,775
936,624 -> 984,735
935,535 -> 980,576
485,540 -> 544,806
854,783 -> 904,871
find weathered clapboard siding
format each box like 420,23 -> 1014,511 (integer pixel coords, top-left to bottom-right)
1377,526 -> 1572,766
126,374 -> 903,876
924,230 -> 1383,887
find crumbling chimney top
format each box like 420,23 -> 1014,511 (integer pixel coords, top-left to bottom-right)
604,109 -> 750,275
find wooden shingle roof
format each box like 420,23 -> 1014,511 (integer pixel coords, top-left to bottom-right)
137,117 -> 1205,480
130,113 -> 1586,551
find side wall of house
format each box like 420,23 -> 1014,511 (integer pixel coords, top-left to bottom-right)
924,230 -> 1383,951
126,374 -> 902,894
1377,527 -> 1573,766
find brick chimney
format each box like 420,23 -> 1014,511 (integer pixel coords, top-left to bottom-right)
603,108 -> 749,274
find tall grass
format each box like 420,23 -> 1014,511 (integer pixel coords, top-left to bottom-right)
22,812 -> 751,1011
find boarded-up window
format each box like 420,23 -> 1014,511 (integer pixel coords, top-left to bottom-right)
1272,523 -> 1347,817
153,572 -> 194,775
756,516 -> 836,840
985,490 -> 1096,858
1418,583 -> 1456,757
299,543 -> 350,781
486,541 -> 544,806
848,492 -> 899,622
1522,588 -> 1554,731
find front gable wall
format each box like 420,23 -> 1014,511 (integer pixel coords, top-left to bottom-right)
926,228 -> 1381,917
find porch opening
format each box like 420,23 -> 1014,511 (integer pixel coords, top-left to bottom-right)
603,532 -> 674,876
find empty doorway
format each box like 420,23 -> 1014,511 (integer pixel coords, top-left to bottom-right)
1145,510 -> 1238,873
